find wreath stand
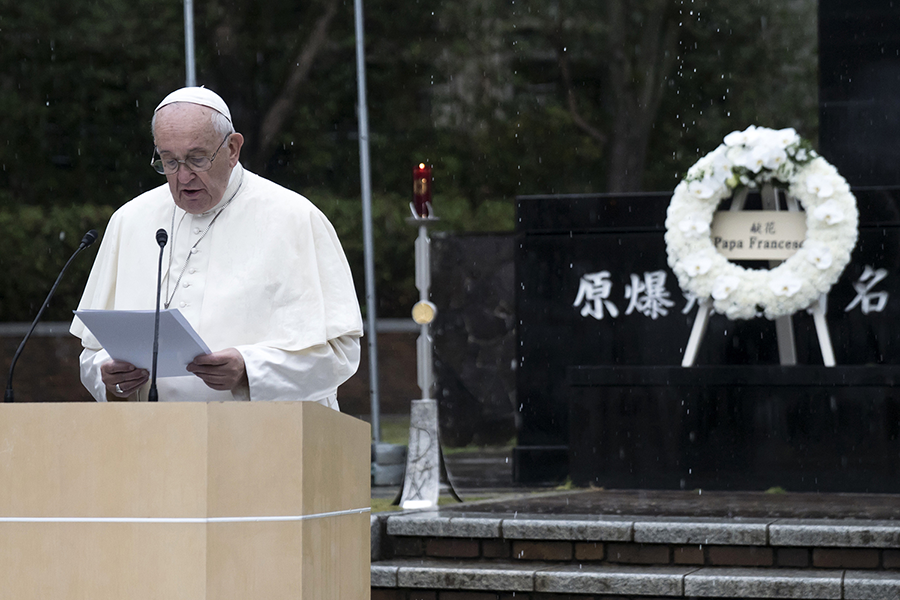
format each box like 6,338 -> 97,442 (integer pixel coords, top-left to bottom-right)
681,183 -> 837,368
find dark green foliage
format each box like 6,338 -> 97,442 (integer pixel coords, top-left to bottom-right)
0,204 -> 115,321
0,0 -> 185,207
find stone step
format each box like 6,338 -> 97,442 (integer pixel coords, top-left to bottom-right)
372,558 -> 900,599
381,510 -> 900,549
371,491 -> 900,598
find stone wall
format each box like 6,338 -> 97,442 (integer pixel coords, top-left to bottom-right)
431,232 -> 516,447
0,325 -> 93,403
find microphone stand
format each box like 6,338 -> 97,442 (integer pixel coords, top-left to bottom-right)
5,230 -> 98,403
149,229 -> 168,403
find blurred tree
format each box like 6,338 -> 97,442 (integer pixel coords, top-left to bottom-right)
550,0 -> 680,192
430,0 -> 817,194
195,0 -> 344,175
0,0 -> 818,204
0,0 -> 185,207
649,0 -> 819,189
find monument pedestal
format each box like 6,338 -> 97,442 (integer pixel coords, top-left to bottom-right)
0,401 -> 371,600
569,365 -> 900,493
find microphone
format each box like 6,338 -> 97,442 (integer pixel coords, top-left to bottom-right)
148,228 -> 168,402
79,229 -> 98,250
5,229 -> 99,403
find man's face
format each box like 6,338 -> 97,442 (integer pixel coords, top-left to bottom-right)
153,103 -> 243,215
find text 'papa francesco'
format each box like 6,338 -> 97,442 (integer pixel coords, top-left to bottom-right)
714,237 -> 805,252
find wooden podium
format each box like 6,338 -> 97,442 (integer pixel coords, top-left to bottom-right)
0,401 -> 371,599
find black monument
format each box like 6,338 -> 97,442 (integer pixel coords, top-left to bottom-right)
514,189 -> 900,490
513,1 -> 900,490
819,0 -> 900,188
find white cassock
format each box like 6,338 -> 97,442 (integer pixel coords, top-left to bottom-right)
70,164 -> 363,408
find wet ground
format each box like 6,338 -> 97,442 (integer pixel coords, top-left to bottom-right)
376,447 -> 900,520
439,487 -> 900,520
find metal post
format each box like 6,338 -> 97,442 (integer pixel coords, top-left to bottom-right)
415,226 -> 433,397
183,0 -> 196,87
400,223 -> 439,509
762,184 -> 797,366
353,0 -> 382,442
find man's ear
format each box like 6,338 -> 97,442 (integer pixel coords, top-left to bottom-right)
227,132 -> 245,167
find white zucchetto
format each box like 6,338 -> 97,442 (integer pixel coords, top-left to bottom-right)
155,87 -> 232,123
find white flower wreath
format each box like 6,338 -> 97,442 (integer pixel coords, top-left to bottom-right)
664,125 -> 859,320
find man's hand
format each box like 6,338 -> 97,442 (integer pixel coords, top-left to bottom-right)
101,360 -> 149,398
186,348 -> 248,391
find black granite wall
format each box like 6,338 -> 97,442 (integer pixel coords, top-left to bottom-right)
515,189 -> 900,483
432,232 -> 517,447
819,0 -> 900,186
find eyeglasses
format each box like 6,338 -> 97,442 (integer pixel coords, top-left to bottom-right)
150,134 -> 230,175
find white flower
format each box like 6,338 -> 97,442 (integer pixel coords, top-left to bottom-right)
774,159 -> 797,182
805,242 -> 833,270
772,127 -> 799,147
687,179 -> 719,199
723,130 -> 746,146
736,144 -> 787,172
806,174 -> 834,198
708,151 -> 733,184
760,145 -> 788,170
731,147 -> 763,173
813,199 -> 845,225
678,215 -> 710,237
682,253 -> 712,277
768,274 -> 802,297
724,125 -> 759,147
712,275 -> 741,300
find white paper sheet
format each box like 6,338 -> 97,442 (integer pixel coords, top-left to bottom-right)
74,309 -> 212,378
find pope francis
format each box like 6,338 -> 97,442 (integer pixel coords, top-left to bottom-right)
70,87 -> 363,407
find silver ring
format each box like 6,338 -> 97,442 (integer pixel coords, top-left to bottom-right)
115,383 -> 123,394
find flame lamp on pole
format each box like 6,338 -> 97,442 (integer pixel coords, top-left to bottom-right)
412,163 -> 433,219
408,161 -> 439,397
399,161 -> 461,510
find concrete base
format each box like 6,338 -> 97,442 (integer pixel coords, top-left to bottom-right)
399,399 -> 441,509
371,443 -> 407,487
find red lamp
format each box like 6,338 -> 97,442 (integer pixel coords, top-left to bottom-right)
412,163 -> 433,218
